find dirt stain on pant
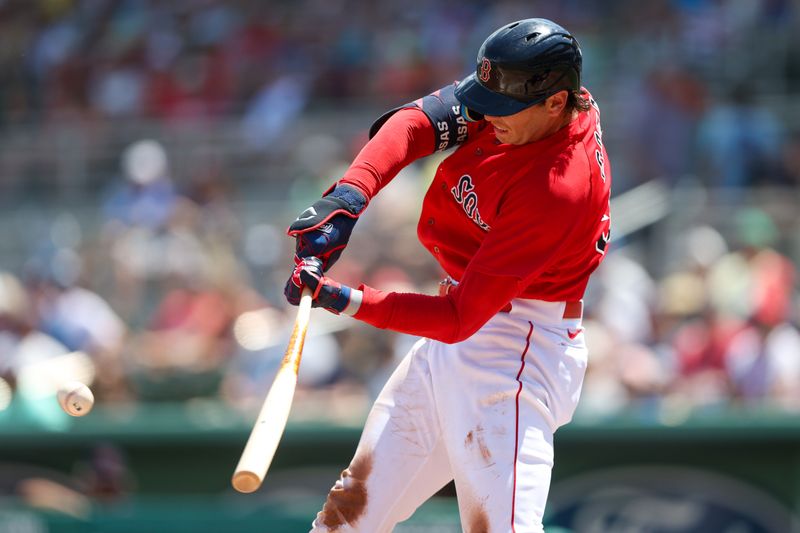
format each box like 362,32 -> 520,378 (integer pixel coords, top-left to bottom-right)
467,503 -> 489,533
465,425 -> 492,463
320,453 -> 373,530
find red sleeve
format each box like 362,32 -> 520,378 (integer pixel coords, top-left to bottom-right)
339,108 -> 435,199
353,269 -> 522,344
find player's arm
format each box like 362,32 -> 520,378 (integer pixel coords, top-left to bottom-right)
287,178 -> 580,343
350,190 -> 575,343
286,256 -> 520,343
287,84 -> 476,271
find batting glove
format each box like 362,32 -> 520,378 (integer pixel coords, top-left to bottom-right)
284,257 -> 358,315
287,184 -> 367,272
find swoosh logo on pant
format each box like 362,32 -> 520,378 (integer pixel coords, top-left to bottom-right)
567,328 -> 583,339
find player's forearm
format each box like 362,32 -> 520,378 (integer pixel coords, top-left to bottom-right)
339,108 -> 434,199
353,271 -> 521,344
353,286 -> 464,343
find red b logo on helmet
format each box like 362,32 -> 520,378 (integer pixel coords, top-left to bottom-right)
479,58 -> 491,82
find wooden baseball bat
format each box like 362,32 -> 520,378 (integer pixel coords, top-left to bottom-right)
232,288 -> 313,493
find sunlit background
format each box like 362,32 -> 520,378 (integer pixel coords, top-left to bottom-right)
1,1 -> 799,532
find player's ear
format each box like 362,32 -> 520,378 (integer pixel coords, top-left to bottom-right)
545,90 -> 569,116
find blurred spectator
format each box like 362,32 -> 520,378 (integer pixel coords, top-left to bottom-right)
125,270 -> 253,402
621,64 -> 707,188
240,72 -> 311,151
664,306 -> 742,409
591,251 -> 658,345
0,272 -> 66,377
24,265 -> 130,403
25,263 -> 125,358
0,270 -> 67,371
697,83 -> 784,189
102,139 -> 178,231
0,271 -> 103,424
725,318 -> 800,411
654,225 -> 740,409
707,208 -> 783,320
721,226 -> 799,409
101,139 -> 188,321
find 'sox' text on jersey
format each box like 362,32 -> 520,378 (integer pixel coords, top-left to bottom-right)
451,174 -> 490,231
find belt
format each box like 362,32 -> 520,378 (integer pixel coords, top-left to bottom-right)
439,277 -> 583,318
562,300 -> 583,319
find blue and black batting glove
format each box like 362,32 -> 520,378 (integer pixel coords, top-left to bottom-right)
284,257 -> 355,315
287,184 -> 367,272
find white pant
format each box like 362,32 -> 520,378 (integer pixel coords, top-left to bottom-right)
311,299 -> 588,532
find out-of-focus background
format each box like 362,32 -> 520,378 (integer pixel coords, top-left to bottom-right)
0,0 -> 799,531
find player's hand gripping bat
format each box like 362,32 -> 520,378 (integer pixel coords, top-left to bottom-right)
232,288 -> 313,493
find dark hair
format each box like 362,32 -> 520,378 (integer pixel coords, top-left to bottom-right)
567,89 -> 591,113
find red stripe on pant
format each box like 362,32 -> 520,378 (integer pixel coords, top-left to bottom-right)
511,321 -> 534,532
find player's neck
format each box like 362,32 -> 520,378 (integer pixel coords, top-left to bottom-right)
548,109 -> 578,138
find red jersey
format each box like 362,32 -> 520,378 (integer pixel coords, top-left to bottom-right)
340,89 -> 611,343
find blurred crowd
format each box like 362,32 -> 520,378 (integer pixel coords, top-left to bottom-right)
1,136 -> 799,426
1,0 -> 800,425
0,136 -> 446,423
0,0 -> 799,194
580,208 -> 800,420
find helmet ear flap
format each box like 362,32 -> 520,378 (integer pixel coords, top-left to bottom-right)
462,106 -> 484,122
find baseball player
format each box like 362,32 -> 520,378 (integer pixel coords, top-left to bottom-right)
285,18 -> 611,533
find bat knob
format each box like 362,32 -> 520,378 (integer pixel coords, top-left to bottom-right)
232,471 -> 262,493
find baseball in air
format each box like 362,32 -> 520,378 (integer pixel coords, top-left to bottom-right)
57,381 -> 95,417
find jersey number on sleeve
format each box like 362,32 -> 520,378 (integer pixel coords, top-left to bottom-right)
596,213 -> 610,255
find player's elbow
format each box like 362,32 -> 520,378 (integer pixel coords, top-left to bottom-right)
435,321 -> 484,344
440,331 -> 473,344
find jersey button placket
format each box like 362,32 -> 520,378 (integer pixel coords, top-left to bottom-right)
433,246 -> 440,253
427,217 -> 435,225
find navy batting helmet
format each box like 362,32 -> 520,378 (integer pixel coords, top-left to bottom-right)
455,18 -> 582,118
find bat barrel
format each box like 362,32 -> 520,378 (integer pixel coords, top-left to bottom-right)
231,289 -> 313,493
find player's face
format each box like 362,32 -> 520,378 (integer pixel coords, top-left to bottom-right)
485,92 -> 571,145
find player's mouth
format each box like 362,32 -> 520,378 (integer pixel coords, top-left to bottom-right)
493,125 -> 509,135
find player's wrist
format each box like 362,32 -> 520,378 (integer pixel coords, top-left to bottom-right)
342,288 -> 362,316
325,184 -> 367,215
